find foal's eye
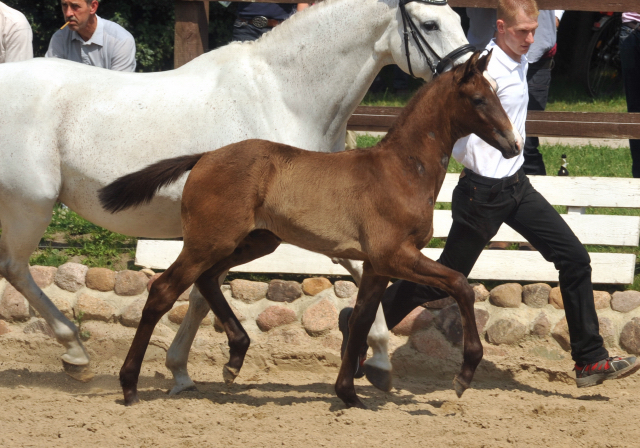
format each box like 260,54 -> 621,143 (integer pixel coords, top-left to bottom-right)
422,21 -> 439,32
472,96 -> 485,106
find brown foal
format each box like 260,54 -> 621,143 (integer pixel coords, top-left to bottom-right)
100,51 -> 520,409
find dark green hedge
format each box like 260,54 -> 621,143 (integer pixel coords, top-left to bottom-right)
4,0 -> 236,72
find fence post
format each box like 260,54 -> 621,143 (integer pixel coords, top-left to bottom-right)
174,1 -> 210,69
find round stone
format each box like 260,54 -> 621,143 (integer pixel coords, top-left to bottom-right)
489,283 -> 523,308
486,318 -> 527,345
522,283 -> 551,308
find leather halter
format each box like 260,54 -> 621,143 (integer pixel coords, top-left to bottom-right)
399,0 -> 475,77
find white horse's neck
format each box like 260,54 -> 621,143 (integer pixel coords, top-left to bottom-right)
232,0 -> 397,151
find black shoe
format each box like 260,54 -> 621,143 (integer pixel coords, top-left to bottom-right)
338,307 -> 368,379
574,356 -> 640,388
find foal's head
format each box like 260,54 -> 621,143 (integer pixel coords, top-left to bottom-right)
449,51 -> 522,159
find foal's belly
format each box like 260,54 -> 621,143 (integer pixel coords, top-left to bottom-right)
255,216 -> 367,262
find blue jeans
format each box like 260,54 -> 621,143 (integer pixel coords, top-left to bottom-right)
620,24 -> 640,177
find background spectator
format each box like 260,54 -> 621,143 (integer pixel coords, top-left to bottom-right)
232,3 -> 308,42
0,1 -> 32,63
46,0 -> 135,71
620,12 -> 640,177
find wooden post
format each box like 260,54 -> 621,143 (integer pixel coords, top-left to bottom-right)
174,1 -> 210,69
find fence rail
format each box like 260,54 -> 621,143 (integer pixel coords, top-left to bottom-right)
348,108 -> 640,139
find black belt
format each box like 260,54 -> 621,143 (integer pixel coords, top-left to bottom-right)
237,16 -> 283,28
462,167 -> 524,201
624,21 -> 640,31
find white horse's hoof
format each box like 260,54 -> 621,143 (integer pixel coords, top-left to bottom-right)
223,365 -> 240,385
62,360 -> 94,383
363,363 -> 392,392
168,383 -> 198,396
452,375 -> 469,398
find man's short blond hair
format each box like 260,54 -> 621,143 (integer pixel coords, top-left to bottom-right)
497,0 -> 539,24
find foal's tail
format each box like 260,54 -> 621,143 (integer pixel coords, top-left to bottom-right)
99,153 -> 205,213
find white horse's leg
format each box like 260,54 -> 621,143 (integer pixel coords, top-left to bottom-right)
334,258 -> 392,391
165,271 -> 226,395
0,200 -> 92,381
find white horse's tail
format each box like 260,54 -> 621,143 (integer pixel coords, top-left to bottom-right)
99,153 -> 205,214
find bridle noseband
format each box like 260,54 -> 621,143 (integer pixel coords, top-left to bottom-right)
399,0 -> 475,77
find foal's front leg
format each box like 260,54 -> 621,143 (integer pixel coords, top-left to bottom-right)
376,246 -> 483,397
335,262 -> 390,409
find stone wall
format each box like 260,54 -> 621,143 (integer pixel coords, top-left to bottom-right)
2,263 -> 640,362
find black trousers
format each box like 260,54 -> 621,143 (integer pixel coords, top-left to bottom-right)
380,168 -> 608,365
522,58 -> 552,176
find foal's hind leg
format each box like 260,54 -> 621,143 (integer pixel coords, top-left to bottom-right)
335,262 -> 390,409
196,230 -> 281,385
334,258 -> 392,392
0,198 -> 92,381
166,230 -> 281,394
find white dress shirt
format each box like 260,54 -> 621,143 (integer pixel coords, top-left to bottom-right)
46,15 -> 136,72
0,2 -> 33,63
452,40 -> 528,179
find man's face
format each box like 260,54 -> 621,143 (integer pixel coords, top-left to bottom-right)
61,0 -> 98,32
498,8 -> 538,60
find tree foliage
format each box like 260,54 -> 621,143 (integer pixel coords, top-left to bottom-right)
4,0 -> 236,72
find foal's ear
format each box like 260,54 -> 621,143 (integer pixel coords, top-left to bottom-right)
455,51 -> 480,84
476,49 -> 493,73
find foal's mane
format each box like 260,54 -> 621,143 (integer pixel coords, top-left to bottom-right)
380,54 -> 481,144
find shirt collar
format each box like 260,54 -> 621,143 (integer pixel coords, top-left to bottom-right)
71,15 -> 104,46
487,39 -> 527,72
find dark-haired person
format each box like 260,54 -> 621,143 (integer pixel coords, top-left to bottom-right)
620,12 -> 640,178
46,0 -> 136,72
342,0 -> 640,387
0,1 -> 32,63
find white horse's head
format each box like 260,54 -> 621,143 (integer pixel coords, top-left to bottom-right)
385,0 -> 472,82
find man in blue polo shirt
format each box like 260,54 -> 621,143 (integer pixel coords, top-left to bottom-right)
46,0 -> 136,72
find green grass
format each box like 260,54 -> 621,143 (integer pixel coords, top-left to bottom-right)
30,204 -> 138,270
360,72 -> 628,113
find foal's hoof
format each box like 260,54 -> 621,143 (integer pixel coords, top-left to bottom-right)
345,398 -> 368,410
223,365 -> 240,385
364,364 -> 392,392
62,360 -> 95,383
453,375 -> 470,398
123,393 -> 140,407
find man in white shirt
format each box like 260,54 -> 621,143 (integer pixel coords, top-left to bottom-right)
341,0 -> 639,387
46,0 -> 136,72
0,2 -> 32,63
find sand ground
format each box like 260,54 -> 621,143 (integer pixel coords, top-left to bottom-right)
0,324 -> 638,448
